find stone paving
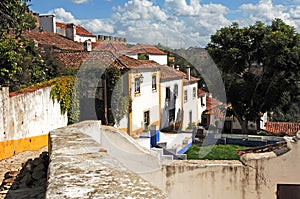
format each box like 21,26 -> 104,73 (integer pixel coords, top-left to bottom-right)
0,146 -> 48,199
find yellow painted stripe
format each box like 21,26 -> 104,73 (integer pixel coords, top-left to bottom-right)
0,134 -> 48,160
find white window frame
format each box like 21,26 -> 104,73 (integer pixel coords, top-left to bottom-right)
184,90 -> 188,103
134,77 -> 141,94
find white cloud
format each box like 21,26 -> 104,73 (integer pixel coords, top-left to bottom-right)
165,0 -> 228,17
113,0 -> 168,22
84,19 -> 114,34
46,0 -> 300,49
70,0 -> 89,4
49,8 -> 81,25
110,0 -> 231,48
238,0 -> 300,31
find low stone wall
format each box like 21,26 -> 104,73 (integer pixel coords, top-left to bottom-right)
47,121 -> 167,198
48,121 -> 300,199
0,86 -> 67,160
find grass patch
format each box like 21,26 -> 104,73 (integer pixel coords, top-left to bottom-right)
185,144 -> 248,160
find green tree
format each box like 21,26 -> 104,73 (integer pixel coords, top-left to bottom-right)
0,1 -> 59,91
0,0 -> 36,37
206,19 -> 300,133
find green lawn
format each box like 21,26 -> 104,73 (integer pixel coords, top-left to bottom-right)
185,144 -> 248,160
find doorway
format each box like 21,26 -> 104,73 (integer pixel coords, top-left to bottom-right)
144,111 -> 150,130
277,184 -> 300,199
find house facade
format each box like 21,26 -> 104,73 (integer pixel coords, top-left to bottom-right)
127,44 -> 168,65
38,14 -> 97,42
182,69 -> 199,129
118,61 -> 162,135
159,66 -> 184,131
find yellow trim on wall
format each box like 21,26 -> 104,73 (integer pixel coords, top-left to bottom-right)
158,72 -> 162,129
131,120 -> 160,136
0,134 -> 48,160
128,73 -> 133,135
119,128 -> 128,133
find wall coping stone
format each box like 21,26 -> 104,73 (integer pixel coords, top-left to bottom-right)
47,121 -> 167,198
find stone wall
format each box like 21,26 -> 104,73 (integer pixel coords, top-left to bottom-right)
0,86 -> 67,160
47,121 -> 167,198
48,121 -> 300,199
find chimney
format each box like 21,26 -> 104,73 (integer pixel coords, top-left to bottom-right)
38,14 -> 56,33
186,66 -> 191,81
66,23 -> 76,41
84,40 -> 92,52
98,35 -> 104,41
176,65 -> 180,70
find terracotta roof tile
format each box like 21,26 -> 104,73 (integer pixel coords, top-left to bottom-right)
23,30 -> 83,51
118,56 -> 160,70
94,41 -> 128,54
265,122 -> 300,136
129,44 -> 167,55
53,51 -> 90,69
56,22 -> 96,37
160,65 -> 184,81
198,89 -> 206,96
56,22 -> 66,29
76,25 -> 96,37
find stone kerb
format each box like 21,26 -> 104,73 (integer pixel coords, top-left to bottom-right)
47,121 -> 167,198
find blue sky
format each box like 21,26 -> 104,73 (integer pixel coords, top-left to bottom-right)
30,0 -> 300,48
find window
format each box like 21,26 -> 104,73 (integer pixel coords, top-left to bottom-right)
184,90 -> 188,103
134,77 -> 141,94
189,111 -> 192,124
174,84 -> 178,97
193,87 -> 196,99
166,87 -> 171,101
152,75 -> 157,91
144,111 -> 150,130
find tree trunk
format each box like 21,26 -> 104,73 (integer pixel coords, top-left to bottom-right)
232,107 -> 248,134
237,116 -> 248,134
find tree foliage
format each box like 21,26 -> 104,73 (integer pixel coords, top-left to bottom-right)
0,0 -> 36,37
0,1 -> 64,91
206,19 -> 300,133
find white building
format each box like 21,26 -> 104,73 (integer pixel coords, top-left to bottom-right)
197,89 -> 207,125
159,65 -> 184,130
127,44 -> 168,65
38,14 -> 97,42
182,67 -> 200,129
117,59 -> 161,135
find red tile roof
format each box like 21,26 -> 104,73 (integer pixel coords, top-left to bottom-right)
118,56 -> 160,70
129,44 -> 167,55
53,49 -> 161,70
53,51 -> 90,69
206,95 -> 221,111
76,25 -> 96,37
94,41 -> 128,54
23,30 -> 83,51
56,22 -> 66,29
198,89 -> 206,96
265,122 -> 300,136
56,22 -> 96,37
160,65 -> 185,81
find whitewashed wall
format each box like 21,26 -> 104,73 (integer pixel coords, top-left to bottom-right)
182,82 -> 198,129
0,86 -> 68,159
160,79 -> 183,130
130,70 -> 161,133
74,35 -> 97,43
198,93 -> 207,124
148,54 -> 168,65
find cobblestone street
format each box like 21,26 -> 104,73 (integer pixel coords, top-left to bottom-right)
0,146 -> 48,199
